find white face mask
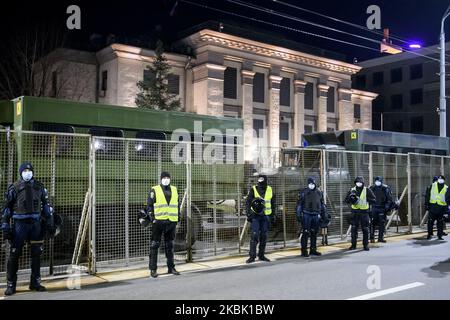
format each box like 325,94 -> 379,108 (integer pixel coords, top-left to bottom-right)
438,179 -> 445,184
375,181 -> 382,187
21,171 -> 33,182
308,183 -> 316,190
356,182 -> 363,188
161,178 -> 171,186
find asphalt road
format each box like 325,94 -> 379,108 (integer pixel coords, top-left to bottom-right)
6,234 -> 450,300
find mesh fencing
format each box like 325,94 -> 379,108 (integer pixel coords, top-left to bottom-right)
0,129 -> 448,280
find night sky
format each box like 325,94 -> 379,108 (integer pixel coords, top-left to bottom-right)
1,0 -> 450,62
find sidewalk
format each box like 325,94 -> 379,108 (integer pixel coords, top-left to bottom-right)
6,230 -> 429,296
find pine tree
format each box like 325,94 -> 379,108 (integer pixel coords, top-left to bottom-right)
135,40 -> 181,111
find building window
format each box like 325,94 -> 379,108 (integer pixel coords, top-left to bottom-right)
373,72 -> 384,86
391,68 -> 403,83
304,125 -> 313,133
253,119 -> 264,138
355,75 -> 366,89
253,72 -> 265,103
354,104 -> 361,119
410,116 -> 424,133
51,71 -> 58,97
101,70 -> 108,91
327,87 -> 335,113
224,67 -> 237,99
280,78 -> 291,107
305,82 -> 314,110
280,122 -> 289,140
391,94 -> 403,109
167,74 -> 180,95
410,88 -> 423,105
327,127 -> 335,132
410,64 -> 423,80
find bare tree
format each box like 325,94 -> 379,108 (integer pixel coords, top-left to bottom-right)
0,23 -> 67,100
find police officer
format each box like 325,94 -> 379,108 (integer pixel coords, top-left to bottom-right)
425,176 -> 448,236
425,175 -> 450,240
345,177 -> 376,251
296,177 -> 327,257
146,172 -> 180,278
369,176 -> 393,243
245,174 -> 276,263
1,162 -> 56,296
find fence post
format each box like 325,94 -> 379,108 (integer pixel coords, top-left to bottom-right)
441,157 -> 445,176
49,135 -> 57,275
186,142 -> 193,263
339,152 -> 343,240
213,163 -> 217,256
321,150 -> 327,202
282,165 -> 287,248
369,152 -> 373,187
407,154 -> 412,233
124,140 -> 130,266
89,136 -> 97,274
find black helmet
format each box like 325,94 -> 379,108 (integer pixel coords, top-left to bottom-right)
53,214 -> 63,237
251,198 -> 265,214
138,209 -> 151,228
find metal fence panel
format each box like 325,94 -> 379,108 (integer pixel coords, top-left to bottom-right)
0,130 -> 91,282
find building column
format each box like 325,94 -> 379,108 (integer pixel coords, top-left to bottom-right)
338,88 -> 354,131
268,75 -> 282,151
192,63 -> 226,116
294,80 -> 307,146
360,99 -> 373,130
241,70 -> 255,162
317,84 -> 330,133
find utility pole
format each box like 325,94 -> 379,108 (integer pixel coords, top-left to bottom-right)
440,5 -> 450,137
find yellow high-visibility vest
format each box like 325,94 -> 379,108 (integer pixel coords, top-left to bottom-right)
253,186 -> 273,216
153,185 -> 179,222
351,187 -> 369,210
430,182 -> 448,206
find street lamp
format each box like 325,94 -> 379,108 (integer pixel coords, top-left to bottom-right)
439,4 -> 450,137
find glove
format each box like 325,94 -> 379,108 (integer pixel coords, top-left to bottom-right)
296,212 -> 303,224
2,223 -> 12,241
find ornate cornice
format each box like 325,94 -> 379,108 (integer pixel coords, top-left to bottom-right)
184,29 -> 361,75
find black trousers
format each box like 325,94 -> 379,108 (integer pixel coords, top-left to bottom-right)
300,213 -> 320,251
149,220 -> 177,271
370,206 -> 386,241
350,211 -> 370,248
7,219 -> 44,287
428,211 -> 445,237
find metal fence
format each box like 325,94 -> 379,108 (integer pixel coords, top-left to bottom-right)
0,129 -> 446,281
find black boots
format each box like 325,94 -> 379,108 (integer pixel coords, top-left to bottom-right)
246,257 -> 255,264
29,284 -> 46,292
258,256 -> 271,262
301,249 -> 309,257
150,270 -> 158,278
348,245 -> 356,251
310,250 -> 322,256
4,282 -> 16,296
168,267 -> 180,275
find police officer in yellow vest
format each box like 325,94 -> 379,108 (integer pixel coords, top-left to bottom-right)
245,174 -> 276,263
345,177 -> 376,251
425,175 -> 450,240
146,172 -> 180,278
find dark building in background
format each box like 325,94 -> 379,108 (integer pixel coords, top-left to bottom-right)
353,42 -> 450,136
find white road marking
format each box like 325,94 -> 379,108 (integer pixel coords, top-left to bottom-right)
347,282 -> 425,300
